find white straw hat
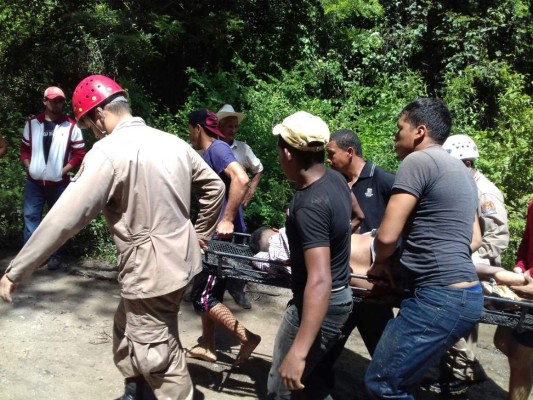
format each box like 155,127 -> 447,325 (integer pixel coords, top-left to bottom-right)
216,104 -> 246,123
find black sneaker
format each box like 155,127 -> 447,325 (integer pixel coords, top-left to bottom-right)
421,379 -> 470,396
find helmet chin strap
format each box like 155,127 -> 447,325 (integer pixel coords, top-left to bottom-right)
88,107 -> 108,139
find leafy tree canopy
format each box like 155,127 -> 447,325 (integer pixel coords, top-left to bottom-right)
0,0 -> 531,266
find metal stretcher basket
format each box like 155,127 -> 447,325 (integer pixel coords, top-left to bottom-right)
203,236 -> 292,289
202,238 -> 533,332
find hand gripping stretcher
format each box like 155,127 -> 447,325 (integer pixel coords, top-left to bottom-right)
202,235 -> 533,333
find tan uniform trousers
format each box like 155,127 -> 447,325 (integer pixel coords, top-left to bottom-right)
441,325 -> 487,382
113,288 -> 193,400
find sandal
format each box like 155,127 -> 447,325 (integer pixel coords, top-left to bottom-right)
234,333 -> 261,366
185,345 -> 217,363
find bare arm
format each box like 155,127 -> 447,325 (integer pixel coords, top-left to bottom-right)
217,161 -> 249,238
511,271 -> 533,300
1,149 -> 114,302
243,170 -> 262,207
278,246 -> 331,391
368,192 -> 417,282
374,192 -> 417,262
475,264 -> 525,286
351,192 -> 365,233
471,213 -> 482,252
189,148 -> 225,243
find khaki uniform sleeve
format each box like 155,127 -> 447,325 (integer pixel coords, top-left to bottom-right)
6,148 -> 115,283
188,146 -> 224,241
473,191 -> 510,265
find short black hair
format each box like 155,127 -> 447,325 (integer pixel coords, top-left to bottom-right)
188,109 -> 207,127
277,136 -> 325,168
400,98 -> 451,144
249,226 -> 272,254
330,129 -> 363,157
102,94 -> 131,116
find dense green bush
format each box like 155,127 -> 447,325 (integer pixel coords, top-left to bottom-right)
0,0 -> 531,269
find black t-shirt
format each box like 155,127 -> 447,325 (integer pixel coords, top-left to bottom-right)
43,120 -> 56,163
352,161 -> 395,233
285,169 -> 352,298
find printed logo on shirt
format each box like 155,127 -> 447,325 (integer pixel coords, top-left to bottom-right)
481,201 -> 497,216
365,188 -> 374,198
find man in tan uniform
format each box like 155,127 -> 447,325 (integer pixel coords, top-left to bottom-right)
424,134 -> 510,396
444,134 -> 509,267
0,75 -> 225,400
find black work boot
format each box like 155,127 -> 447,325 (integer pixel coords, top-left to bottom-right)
116,376 -> 157,400
116,377 -> 140,400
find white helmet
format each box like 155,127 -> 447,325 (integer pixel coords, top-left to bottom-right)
442,134 -> 479,160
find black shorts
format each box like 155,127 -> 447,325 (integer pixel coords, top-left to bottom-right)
191,271 -> 227,313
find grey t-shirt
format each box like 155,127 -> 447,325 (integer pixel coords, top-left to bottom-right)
393,146 -> 478,290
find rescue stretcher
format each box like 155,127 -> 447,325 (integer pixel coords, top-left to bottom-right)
202,236 -> 533,333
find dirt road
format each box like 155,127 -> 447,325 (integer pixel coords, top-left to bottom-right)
0,252 -> 527,399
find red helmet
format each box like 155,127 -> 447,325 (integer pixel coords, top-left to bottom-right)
72,75 -> 126,121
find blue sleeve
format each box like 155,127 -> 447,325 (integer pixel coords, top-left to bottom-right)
209,141 -> 238,175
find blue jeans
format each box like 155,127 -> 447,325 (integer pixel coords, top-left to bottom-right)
23,180 -> 68,249
365,285 -> 484,399
267,287 -> 353,400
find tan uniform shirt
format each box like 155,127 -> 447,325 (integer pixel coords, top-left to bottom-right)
6,117 -> 225,299
472,170 -> 509,267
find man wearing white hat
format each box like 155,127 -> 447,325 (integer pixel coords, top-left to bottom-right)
216,104 -> 263,208
217,104 -> 264,309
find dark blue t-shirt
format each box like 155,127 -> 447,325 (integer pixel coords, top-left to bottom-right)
352,161 -> 395,233
202,140 -> 246,233
43,120 -> 56,163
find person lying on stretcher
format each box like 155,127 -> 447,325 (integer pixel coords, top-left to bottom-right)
249,227 -> 527,298
249,228 -> 395,298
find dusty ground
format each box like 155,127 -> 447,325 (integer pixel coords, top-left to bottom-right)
0,250 -> 529,400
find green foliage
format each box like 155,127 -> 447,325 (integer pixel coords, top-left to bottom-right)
0,158 -> 25,247
67,215 -> 117,263
323,0 -> 383,20
0,0 -> 531,267
180,56 -> 428,229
